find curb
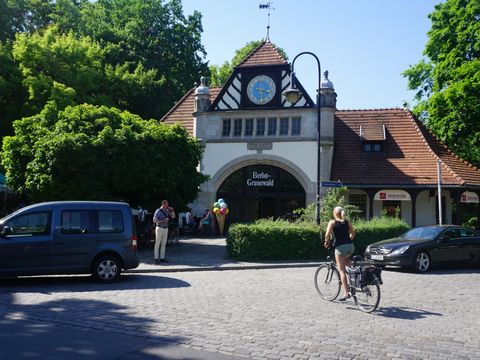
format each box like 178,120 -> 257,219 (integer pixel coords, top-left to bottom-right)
126,262 -> 322,274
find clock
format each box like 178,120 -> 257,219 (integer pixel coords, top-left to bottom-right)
247,75 -> 276,105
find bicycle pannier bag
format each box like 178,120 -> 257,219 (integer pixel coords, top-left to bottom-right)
364,266 -> 382,285
346,266 -> 363,288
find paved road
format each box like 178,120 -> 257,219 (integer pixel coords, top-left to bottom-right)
1,265 -> 479,359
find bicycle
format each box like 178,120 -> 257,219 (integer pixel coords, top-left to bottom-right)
314,249 -> 383,313
167,221 -> 180,245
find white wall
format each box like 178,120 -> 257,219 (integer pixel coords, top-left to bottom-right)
203,141 -> 318,182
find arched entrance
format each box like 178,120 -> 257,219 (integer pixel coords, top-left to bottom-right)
217,165 -> 306,223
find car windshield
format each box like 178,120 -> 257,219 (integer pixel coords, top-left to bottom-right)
400,227 -> 443,240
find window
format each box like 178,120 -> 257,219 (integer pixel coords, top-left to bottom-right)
222,119 -> 231,137
5,212 -> 50,235
382,201 -> 401,218
245,118 -> 253,136
292,117 -> 301,135
98,210 -> 124,233
62,210 -> 91,234
364,142 -> 382,152
349,194 -> 367,219
267,118 -> 277,136
256,118 -> 265,136
279,118 -> 289,135
233,118 -> 242,136
458,228 -> 478,238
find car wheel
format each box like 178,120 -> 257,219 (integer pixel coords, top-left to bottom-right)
92,254 -> 122,283
413,251 -> 431,272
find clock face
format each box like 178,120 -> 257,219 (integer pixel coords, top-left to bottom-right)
247,75 -> 276,105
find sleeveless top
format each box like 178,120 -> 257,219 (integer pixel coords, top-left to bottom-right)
332,220 -> 351,247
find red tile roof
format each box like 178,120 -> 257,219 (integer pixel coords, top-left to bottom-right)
237,41 -> 287,67
161,87 -> 222,135
163,100 -> 480,187
332,108 -> 480,187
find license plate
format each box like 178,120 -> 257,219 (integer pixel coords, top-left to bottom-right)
371,254 -> 383,261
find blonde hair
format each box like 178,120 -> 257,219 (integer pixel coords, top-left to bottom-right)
333,206 -> 345,220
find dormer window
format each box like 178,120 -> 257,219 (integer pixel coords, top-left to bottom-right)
360,124 -> 386,153
364,142 -> 382,152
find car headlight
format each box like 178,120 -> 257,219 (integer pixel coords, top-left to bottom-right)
365,244 -> 371,253
391,245 -> 410,255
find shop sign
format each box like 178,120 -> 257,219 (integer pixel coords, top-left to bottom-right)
246,171 -> 274,187
374,190 -> 411,201
461,191 -> 479,203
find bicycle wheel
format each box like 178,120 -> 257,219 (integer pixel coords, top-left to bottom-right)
173,229 -> 180,245
353,283 -> 381,313
314,264 -> 341,301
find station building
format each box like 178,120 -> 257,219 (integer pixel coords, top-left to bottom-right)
162,41 -> 480,227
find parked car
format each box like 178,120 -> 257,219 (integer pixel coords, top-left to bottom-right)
0,201 -> 139,282
364,225 -> 480,272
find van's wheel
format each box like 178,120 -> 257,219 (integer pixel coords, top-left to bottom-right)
92,255 -> 122,283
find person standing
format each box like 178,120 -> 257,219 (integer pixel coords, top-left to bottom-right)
324,206 -> 355,301
185,207 -> 196,234
153,200 -> 175,264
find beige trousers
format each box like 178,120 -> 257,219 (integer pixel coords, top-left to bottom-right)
154,226 -> 168,260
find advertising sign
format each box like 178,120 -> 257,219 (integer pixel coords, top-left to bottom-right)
461,191 -> 479,203
374,190 -> 411,201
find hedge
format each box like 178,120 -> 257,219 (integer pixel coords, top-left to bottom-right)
226,217 -> 409,261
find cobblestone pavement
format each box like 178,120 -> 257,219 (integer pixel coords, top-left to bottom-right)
1,265 -> 479,359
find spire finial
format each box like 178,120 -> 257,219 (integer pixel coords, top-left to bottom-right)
259,2 -> 274,41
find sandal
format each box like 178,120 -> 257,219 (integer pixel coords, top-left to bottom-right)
338,293 -> 351,301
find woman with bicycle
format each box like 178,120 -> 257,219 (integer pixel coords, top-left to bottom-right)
324,206 -> 355,301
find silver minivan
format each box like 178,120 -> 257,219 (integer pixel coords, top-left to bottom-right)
0,201 -> 139,282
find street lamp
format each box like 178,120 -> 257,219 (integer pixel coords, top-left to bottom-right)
282,52 -> 322,225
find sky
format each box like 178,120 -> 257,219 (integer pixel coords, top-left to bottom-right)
181,0 -> 443,110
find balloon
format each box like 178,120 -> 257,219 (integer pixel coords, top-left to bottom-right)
225,208 -> 229,215
220,203 -> 228,209
213,208 -> 220,214
219,207 -> 226,215
214,202 -> 220,208
218,198 -> 225,203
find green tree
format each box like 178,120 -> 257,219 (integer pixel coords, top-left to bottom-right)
0,41 -> 27,138
403,0 -> 480,167
64,0 -> 209,118
2,0 -> 209,120
210,40 -> 288,86
12,26 -> 164,118
296,187 -> 362,229
1,104 -> 208,208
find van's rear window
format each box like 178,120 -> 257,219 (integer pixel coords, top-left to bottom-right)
98,210 -> 124,233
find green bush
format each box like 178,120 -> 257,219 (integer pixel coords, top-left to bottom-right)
226,219 -> 322,261
226,217 -> 409,261
352,217 -> 410,254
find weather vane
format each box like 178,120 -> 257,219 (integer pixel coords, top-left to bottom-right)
259,2 -> 274,41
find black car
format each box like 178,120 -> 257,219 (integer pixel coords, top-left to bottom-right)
364,225 -> 480,272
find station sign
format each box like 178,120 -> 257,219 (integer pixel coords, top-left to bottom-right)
246,171 -> 274,187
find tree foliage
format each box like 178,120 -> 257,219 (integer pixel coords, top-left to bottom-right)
1,104 -> 208,209
0,0 -> 211,208
1,0 -> 209,129
210,40 -> 288,87
0,41 -> 27,137
295,187 -> 362,230
403,0 -> 480,167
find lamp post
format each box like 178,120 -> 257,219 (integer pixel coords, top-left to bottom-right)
282,52 -> 322,225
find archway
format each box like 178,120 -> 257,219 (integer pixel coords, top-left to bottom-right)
217,164 -> 306,223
